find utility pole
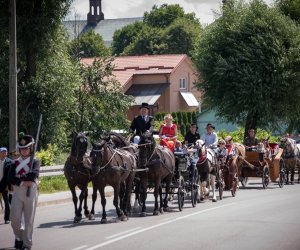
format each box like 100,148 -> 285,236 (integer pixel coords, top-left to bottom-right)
9,0 -> 17,152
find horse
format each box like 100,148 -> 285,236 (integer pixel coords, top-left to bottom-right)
136,132 -> 175,216
195,139 -> 218,202
224,136 -> 246,193
280,137 -> 300,184
64,132 -> 92,223
89,139 -> 137,223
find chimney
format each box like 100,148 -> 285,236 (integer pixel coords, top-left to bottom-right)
87,0 -> 104,26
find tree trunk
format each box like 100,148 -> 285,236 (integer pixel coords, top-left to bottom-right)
244,111 -> 258,140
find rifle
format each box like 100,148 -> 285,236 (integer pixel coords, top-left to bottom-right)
26,114 -> 42,197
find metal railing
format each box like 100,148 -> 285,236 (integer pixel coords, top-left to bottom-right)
40,165 -> 64,177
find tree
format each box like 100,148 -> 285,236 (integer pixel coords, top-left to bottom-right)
111,4 -> 202,56
193,0 -> 300,137
276,0 -> 300,23
69,29 -> 110,59
71,58 -> 133,133
111,21 -> 144,56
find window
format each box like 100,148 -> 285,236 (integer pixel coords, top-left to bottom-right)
179,78 -> 186,89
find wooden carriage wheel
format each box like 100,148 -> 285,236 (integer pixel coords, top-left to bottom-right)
262,164 -> 270,189
178,176 -> 185,211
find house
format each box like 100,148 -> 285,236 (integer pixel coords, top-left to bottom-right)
81,54 -> 201,120
64,0 -> 143,46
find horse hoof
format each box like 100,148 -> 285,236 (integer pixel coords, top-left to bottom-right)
101,218 -> 107,224
89,214 -> 95,220
73,216 -> 82,223
160,208 -> 164,214
163,206 -> 171,212
120,215 -> 128,221
212,198 -> 217,202
140,212 -> 147,217
200,197 -> 204,201
153,210 -> 160,216
84,210 -> 90,218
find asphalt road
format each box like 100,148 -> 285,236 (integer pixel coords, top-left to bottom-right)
1,178 -> 300,250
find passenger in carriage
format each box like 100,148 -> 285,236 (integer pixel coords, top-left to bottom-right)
202,123 -> 218,149
216,139 -> 228,166
159,113 -> 178,152
129,102 -> 154,144
184,123 -> 200,146
244,129 -> 259,151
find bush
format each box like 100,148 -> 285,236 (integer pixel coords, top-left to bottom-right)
36,144 -> 58,166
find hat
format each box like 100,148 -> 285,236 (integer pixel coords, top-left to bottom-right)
17,134 -> 35,149
206,123 -> 215,129
139,103 -> 150,110
0,147 -> 8,152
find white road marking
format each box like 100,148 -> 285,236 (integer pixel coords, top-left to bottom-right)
71,245 -> 88,250
105,227 -> 142,239
84,203 -> 234,250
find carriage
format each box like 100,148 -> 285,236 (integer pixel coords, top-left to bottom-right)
239,142 -> 285,189
172,148 -> 199,211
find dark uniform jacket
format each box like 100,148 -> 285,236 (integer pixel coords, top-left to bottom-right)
130,115 -> 154,136
184,131 -> 200,145
0,158 -> 13,193
243,137 -> 259,147
7,158 -> 40,186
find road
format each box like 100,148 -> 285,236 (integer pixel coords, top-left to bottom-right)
1,179 -> 300,250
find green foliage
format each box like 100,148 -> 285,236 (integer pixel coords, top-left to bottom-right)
69,29 -> 110,59
36,144 -> 58,166
218,127 -> 279,143
276,0 -> 300,23
72,58 -> 133,132
193,0 -> 300,137
111,4 -> 202,56
39,176 -> 68,194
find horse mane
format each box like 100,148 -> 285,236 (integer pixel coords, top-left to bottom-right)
109,132 -> 130,147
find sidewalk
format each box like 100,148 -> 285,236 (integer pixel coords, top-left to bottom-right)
0,186 -> 114,214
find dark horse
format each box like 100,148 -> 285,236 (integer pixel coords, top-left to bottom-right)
137,132 -> 175,216
90,138 -> 137,223
64,132 -> 92,223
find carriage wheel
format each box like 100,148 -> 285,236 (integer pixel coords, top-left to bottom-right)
178,176 -> 185,211
218,169 -> 224,200
278,158 -> 285,188
191,168 -> 199,207
262,165 -> 270,189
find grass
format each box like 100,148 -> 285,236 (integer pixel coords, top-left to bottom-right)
39,175 -> 93,194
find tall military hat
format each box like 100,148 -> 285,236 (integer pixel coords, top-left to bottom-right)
17,132 -> 35,149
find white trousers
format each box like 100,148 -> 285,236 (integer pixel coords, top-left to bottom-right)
10,183 -> 38,248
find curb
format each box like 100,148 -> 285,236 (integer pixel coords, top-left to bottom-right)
0,190 -> 114,215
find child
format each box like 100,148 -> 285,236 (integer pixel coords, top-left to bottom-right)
216,139 -> 228,165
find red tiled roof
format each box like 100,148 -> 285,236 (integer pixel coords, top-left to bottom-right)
81,54 -> 188,86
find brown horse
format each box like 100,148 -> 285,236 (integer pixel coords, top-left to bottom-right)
89,139 -> 137,223
137,133 -> 175,216
280,137 -> 300,184
64,132 -> 92,223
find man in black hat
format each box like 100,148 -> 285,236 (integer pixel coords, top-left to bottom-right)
129,103 -> 154,144
0,147 -> 13,224
243,129 -> 259,150
8,134 -> 40,250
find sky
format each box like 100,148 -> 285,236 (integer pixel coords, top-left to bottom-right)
68,0 -> 276,25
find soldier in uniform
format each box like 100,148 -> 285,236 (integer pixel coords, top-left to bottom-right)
243,129 -> 259,151
129,102 -> 154,144
0,147 -> 13,224
8,134 -> 40,250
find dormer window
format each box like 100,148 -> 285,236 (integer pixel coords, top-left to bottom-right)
179,78 -> 186,89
